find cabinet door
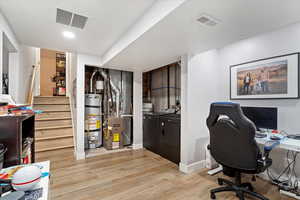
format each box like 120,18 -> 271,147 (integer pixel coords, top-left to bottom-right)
143,115 -> 160,154
160,118 -> 180,164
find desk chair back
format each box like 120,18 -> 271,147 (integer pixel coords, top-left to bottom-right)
206,102 -> 260,171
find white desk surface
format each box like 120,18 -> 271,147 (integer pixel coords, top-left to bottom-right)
255,133 -> 300,152
34,161 -> 50,200
1,161 -> 50,200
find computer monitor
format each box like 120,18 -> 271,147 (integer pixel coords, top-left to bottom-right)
241,106 -> 278,130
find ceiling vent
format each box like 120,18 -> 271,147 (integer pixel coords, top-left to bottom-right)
71,14 -> 88,29
197,14 -> 219,27
56,8 -> 88,29
56,8 -> 73,25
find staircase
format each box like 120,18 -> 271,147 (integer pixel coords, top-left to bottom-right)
33,96 -> 74,154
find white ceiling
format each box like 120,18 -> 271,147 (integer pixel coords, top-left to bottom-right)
2,0 -> 300,71
0,0 -> 156,56
108,0 -> 300,71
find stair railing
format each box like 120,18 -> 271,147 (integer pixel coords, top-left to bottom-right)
27,65 -> 39,105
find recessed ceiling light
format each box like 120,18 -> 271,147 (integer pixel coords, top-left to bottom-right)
63,31 -> 75,39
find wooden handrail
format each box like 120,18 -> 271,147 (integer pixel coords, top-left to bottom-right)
27,65 -> 39,105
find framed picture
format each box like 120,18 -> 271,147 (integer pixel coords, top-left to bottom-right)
230,53 -> 300,100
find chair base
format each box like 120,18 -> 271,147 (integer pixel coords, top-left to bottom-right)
210,177 -> 269,200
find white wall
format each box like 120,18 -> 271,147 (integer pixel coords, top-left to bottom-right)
0,12 -> 20,102
18,45 -> 39,103
0,11 -> 37,104
133,70 -> 143,149
221,22 -> 300,133
183,22 -> 300,175
76,54 -> 101,159
180,51 -> 224,173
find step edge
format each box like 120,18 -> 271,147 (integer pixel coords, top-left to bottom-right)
35,117 -> 72,121
33,103 -> 70,105
35,125 -> 73,130
33,96 -> 69,98
35,135 -> 73,141
35,145 -> 74,153
35,127 -> 73,132
35,110 -> 71,113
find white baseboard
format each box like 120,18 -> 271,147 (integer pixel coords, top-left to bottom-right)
76,151 -> 85,160
179,160 -> 206,174
132,143 -> 143,150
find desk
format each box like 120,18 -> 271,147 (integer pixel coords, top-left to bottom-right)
255,133 -> 300,152
255,133 -> 300,199
208,133 -> 300,176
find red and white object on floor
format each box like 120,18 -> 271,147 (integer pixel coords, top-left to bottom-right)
12,165 -> 42,191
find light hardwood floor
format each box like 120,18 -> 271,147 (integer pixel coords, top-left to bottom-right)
36,149 -> 293,200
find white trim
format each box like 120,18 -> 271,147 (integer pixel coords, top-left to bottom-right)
179,160 -> 206,174
132,143 -> 143,150
69,96 -> 77,153
76,151 -> 85,160
280,190 -> 300,199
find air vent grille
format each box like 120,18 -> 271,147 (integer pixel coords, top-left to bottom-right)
197,14 -> 219,27
56,8 -> 73,25
56,8 -> 88,29
71,14 -> 88,29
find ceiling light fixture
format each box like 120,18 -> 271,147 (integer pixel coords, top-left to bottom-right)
63,31 -> 75,39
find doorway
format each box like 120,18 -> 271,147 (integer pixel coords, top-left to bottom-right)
40,49 -> 66,96
2,33 -> 17,96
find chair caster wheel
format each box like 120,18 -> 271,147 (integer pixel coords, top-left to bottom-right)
247,185 -> 254,192
211,193 -> 216,199
236,192 -> 244,199
217,179 -> 223,185
241,183 -> 254,192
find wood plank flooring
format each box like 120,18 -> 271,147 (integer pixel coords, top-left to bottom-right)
36,149 -> 293,200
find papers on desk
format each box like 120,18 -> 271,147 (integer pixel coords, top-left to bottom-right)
21,188 -> 43,200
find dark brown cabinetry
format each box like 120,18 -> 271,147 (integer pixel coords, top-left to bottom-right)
0,115 -> 35,167
143,113 -> 180,164
143,114 -> 160,154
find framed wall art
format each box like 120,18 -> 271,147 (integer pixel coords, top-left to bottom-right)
230,53 -> 300,100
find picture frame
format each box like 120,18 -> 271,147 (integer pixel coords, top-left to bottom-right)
230,53 -> 300,100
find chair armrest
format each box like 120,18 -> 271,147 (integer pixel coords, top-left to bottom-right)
263,140 -> 280,158
257,140 -> 280,172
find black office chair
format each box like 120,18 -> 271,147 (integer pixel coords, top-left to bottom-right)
206,102 -> 273,200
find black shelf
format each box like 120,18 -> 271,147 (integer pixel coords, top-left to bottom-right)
0,114 -> 35,167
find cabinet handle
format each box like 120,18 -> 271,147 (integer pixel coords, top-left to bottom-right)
162,129 -> 165,136
161,122 -> 164,126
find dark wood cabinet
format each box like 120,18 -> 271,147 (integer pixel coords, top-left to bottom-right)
159,116 -> 181,164
143,113 -> 180,164
143,114 -> 160,154
0,115 -> 35,167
